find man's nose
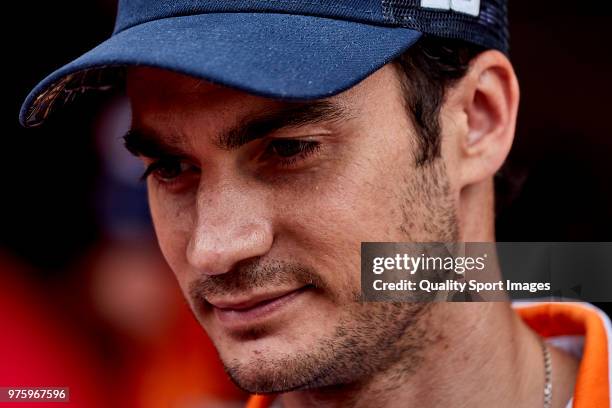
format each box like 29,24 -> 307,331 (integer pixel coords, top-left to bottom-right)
185,183 -> 273,276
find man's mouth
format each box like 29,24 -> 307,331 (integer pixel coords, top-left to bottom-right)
207,286 -> 311,329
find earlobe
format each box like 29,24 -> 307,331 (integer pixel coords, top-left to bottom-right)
458,51 -> 520,187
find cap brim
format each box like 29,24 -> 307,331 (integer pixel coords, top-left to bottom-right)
20,12 -> 421,127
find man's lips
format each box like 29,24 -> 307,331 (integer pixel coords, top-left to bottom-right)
207,286 -> 310,329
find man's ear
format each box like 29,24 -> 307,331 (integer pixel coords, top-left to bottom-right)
446,50 -> 520,188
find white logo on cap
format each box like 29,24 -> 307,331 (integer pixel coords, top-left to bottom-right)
421,0 -> 480,17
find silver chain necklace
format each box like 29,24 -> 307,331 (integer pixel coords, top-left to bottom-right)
541,340 -> 553,408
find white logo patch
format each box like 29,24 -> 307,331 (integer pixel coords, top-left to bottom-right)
421,0 -> 480,17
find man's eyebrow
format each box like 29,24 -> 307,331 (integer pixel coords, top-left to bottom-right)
123,128 -> 186,159
123,100 -> 350,157
217,100 -> 350,150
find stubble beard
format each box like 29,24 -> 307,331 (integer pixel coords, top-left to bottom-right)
220,159 -> 459,395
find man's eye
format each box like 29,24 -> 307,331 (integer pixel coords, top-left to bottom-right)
269,140 -> 315,158
265,139 -> 321,166
141,158 -> 198,182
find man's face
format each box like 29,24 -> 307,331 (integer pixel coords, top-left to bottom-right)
127,65 -> 458,393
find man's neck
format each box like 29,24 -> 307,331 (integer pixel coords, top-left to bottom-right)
279,302 -> 577,408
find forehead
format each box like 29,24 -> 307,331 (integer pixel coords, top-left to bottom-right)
126,65 -> 401,122
128,67 -> 250,102
126,67 -> 272,121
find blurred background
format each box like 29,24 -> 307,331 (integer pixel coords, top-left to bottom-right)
2,1 -> 611,407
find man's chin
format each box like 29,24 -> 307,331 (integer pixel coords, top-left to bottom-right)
221,348 -> 331,394
207,298 -> 433,394
208,322 -> 342,393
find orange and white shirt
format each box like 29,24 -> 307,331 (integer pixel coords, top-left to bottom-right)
247,303 -> 612,408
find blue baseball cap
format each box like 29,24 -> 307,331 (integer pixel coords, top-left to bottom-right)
20,0 -> 508,127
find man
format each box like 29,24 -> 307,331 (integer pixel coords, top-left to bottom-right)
20,1 -> 611,407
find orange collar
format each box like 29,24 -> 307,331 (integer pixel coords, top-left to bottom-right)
247,303 -> 612,408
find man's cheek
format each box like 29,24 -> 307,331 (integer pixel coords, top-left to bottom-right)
148,195 -> 193,280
